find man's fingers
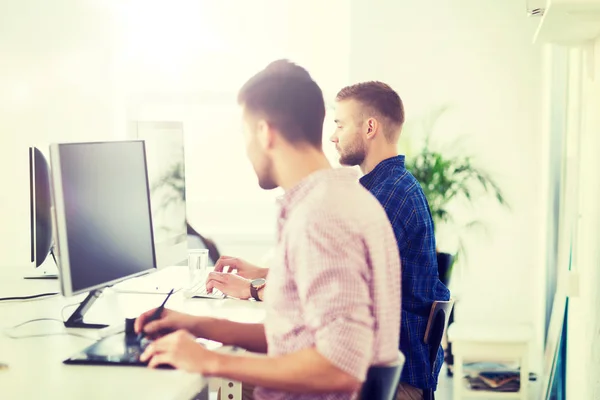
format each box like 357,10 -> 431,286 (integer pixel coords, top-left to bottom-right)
207,271 -> 228,283
214,256 -> 241,273
143,318 -> 172,336
205,272 -> 230,293
140,332 -> 175,362
205,280 -> 214,294
206,278 -> 227,295
214,256 -> 236,273
140,341 -> 157,362
147,353 -> 173,369
135,308 -> 159,334
209,280 -> 228,295
213,260 -> 225,273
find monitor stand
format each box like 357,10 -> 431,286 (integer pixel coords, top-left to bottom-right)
24,249 -> 59,280
64,289 -> 109,329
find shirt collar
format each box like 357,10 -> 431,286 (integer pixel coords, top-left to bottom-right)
359,155 -> 406,189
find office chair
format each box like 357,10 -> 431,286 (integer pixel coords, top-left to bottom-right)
423,300 -> 454,400
360,351 -> 405,400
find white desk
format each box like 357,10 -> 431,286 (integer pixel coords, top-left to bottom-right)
0,266 -> 265,400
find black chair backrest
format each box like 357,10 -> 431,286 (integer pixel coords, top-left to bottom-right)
360,352 -> 405,400
186,221 -> 221,264
423,300 -> 454,400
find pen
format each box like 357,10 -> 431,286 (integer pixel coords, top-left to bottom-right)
138,288 -> 175,342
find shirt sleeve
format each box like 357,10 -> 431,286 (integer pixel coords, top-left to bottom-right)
292,211 -> 375,382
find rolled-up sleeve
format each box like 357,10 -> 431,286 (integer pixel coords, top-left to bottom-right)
292,212 -> 375,382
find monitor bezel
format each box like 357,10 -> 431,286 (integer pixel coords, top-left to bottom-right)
49,140 -> 158,297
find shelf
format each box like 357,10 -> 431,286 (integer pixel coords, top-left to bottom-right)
461,378 -> 525,399
461,389 -> 523,399
533,0 -> 600,45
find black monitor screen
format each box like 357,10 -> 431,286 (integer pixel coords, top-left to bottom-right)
52,141 -> 156,294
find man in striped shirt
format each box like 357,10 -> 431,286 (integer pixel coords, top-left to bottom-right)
136,60 -> 401,400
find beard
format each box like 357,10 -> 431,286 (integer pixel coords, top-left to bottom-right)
253,156 -> 278,190
257,171 -> 278,190
338,139 -> 366,167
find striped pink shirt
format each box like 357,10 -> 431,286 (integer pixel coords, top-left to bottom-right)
255,168 -> 401,400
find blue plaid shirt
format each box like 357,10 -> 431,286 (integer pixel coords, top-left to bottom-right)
360,155 -> 451,390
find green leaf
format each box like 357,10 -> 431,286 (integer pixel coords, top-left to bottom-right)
403,105 -> 510,272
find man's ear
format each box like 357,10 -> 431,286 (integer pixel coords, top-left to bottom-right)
256,119 -> 275,150
365,118 -> 379,140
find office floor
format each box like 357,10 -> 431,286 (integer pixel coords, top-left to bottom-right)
207,365 -> 541,400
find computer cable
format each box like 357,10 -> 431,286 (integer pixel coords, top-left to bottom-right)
0,292 -> 59,302
61,301 -> 82,321
3,318 -> 97,340
2,301 -> 102,340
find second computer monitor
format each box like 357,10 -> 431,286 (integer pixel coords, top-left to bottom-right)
129,121 -> 187,268
50,140 -> 157,296
29,147 -> 54,269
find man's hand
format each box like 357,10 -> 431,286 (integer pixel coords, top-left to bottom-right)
135,308 -> 202,339
140,329 -> 221,375
135,308 -> 268,353
214,256 -> 268,279
206,271 -> 252,299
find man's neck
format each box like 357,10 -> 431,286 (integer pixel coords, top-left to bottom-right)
360,147 -> 398,175
275,146 -> 332,191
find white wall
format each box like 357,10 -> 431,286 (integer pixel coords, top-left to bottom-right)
120,0 -> 351,264
0,1 -> 123,269
349,0 -> 546,367
0,0 -> 352,268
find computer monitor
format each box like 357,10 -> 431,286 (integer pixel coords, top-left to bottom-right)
49,140 -> 157,329
129,121 -> 187,268
28,147 -> 58,279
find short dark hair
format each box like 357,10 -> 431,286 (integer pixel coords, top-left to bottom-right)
336,81 -> 405,131
237,59 -> 325,147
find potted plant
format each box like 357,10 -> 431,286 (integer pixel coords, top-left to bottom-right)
403,106 -> 509,286
150,161 -> 186,209
151,160 -> 222,262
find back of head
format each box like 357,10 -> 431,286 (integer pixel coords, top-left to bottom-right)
336,81 -> 405,141
237,59 -> 326,148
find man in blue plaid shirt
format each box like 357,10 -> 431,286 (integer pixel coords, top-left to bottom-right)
331,82 -> 451,400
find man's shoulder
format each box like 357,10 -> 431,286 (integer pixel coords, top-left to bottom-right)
370,169 -> 423,203
332,179 -> 386,211
296,179 -> 389,227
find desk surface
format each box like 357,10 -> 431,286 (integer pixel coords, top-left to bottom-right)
0,266 -> 265,400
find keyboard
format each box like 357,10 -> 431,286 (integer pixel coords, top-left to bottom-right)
114,266 -> 189,294
183,278 -> 225,299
